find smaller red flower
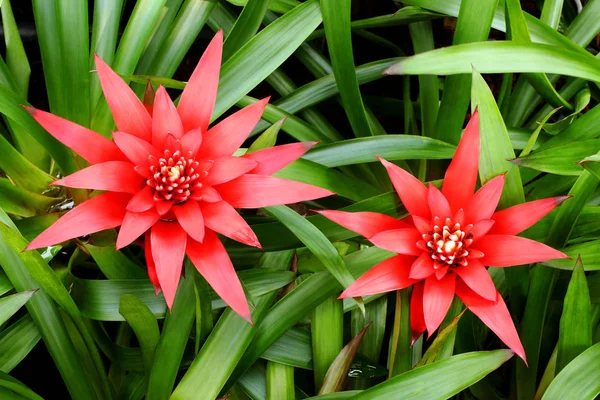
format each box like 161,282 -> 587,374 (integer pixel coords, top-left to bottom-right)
317,111 -> 569,361
25,31 -> 333,322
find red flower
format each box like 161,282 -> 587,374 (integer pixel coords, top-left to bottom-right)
317,111 -> 568,361
25,31 -> 333,322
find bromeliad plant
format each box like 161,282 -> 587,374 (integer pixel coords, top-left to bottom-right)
1,0 -> 600,400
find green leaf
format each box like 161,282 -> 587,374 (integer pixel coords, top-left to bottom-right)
543,88 -> 590,135
519,107 -> 561,157
226,0 -> 298,13
471,69 -> 524,207
556,257 -> 592,373
312,297 -> 343,390
513,139 -> 600,176
1,0 -> 29,97
264,205 -> 357,294
388,289 -> 412,377
191,270 -> 213,354
266,361 -> 295,400
146,263 -> 196,400
353,350 -> 513,399
0,179 -> 60,218
85,244 -> 147,280
321,0 -> 372,137
415,309 -> 466,367
0,225 -> 96,399
351,296 -> 387,364
0,315 -> 41,373
212,0 -> 322,120
0,290 -> 35,326
0,371 -> 42,400
543,241 -> 600,270
119,294 -> 160,379
433,0 -> 499,144
319,323 -> 370,394
223,0 -> 270,61
542,343 -> 600,399
0,134 -> 54,194
247,118 -> 285,153
262,327 -> 312,369
307,392 -> 362,399
386,41 -> 599,80
303,136 -> 455,168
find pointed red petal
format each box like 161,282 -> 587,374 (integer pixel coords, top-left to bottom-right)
201,201 -> 261,248
378,157 -> 430,219
410,282 -> 426,343
186,229 -> 251,323
126,186 -> 155,212
151,221 -> 187,309
490,196 -> 570,235
144,231 -> 161,295
368,228 -> 422,256
423,274 -> 456,336
113,131 -> 160,168
152,85 -> 184,149
454,259 -> 496,301
316,210 -> 411,239
155,200 -> 172,216
464,174 -> 505,224
203,157 -> 258,186
26,192 -> 129,250
455,279 -> 526,362
427,184 -> 451,220
25,107 -> 126,164
177,30 -> 223,133
409,252 -> 435,280
181,128 -> 202,157
442,111 -> 480,212
173,201 -> 205,243
95,55 -> 151,141
339,255 -> 417,298
53,161 -> 143,193
116,209 -> 160,250
216,174 -> 334,208
412,216 -> 431,235
199,186 -> 222,202
476,235 -> 568,267
245,142 -> 318,175
471,219 -> 495,241
198,98 -> 269,159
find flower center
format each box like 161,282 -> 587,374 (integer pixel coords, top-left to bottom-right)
421,217 -> 473,268
146,149 -> 212,203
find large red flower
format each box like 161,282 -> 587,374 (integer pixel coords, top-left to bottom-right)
25,31 -> 333,322
317,111 -> 568,361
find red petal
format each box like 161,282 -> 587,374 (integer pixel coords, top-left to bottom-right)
53,161 -> 143,193
201,201 -> 261,248
155,200 -> 172,216
144,231 -> 161,295
464,174 -> 505,224
126,187 -> 155,212
216,174 -> 334,208
409,252 -> 435,280
113,131 -> 160,168
173,201 -> 205,243
442,111 -> 480,212
25,107 -> 126,164
490,196 -> 570,235
151,221 -> 187,309
410,282 -> 426,343
181,128 -> 202,157
245,142 -> 318,175
423,273 -> 456,336
116,209 -> 160,250
454,259 -> 496,301
412,216 -> 431,235
203,156 -> 258,186
177,30 -> 223,133
378,157 -> 430,219
471,219 -> 495,241
427,184 -> 451,220
455,279 -> 526,362
94,55 -> 151,141
368,228 -> 422,256
316,210 -> 411,239
186,229 -> 251,323
338,255 -> 417,298
26,192 -> 129,250
198,98 -> 270,159
199,186 -> 222,202
152,85 -> 184,149
476,235 -> 568,267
